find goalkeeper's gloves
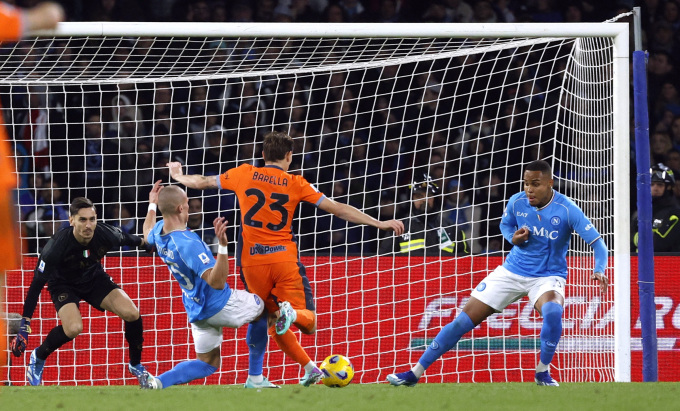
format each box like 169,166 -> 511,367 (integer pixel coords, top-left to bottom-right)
10,317 -> 31,357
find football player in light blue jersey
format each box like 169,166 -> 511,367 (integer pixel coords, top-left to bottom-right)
140,181 -> 276,389
387,160 -> 609,387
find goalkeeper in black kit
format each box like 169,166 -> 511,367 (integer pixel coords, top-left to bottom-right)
10,197 -> 152,386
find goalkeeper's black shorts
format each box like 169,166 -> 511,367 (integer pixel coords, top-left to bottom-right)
47,270 -> 121,313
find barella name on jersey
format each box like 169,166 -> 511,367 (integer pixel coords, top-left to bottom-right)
252,171 -> 289,186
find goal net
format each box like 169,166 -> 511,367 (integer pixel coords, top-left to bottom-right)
2,22 -> 630,385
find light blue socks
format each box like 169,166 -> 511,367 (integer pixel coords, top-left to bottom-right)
157,360 -> 217,388
418,312 -> 475,371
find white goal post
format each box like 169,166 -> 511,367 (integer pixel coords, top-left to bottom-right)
3,22 -> 630,385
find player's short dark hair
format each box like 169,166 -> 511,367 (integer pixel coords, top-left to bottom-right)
525,160 -> 552,177
263,131 -> 293,162
70,197 -> 96,216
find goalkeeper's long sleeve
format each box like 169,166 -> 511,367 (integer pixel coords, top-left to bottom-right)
22,275 -> 47,319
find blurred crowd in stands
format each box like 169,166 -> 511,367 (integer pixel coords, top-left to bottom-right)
2,0 -> 666,255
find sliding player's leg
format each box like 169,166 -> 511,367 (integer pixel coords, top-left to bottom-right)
144,322 -> 221,389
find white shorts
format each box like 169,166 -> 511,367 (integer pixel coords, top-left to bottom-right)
190,289 -> 264,354
469,265 -> 566,312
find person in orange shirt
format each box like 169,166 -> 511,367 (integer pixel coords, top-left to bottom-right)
0,0 -> 64,380
168,131 -> 404,386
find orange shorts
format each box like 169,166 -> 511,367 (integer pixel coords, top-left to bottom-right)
239,261 -> 315,314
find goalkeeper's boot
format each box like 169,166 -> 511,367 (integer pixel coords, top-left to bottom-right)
129,363 -> 154,388
244,376 -> 280,388
534,371 -> 559,386
26,350 -> 45,386
299,367 -> 324,387
386,370 -> 419,387
275,301 -> 296,335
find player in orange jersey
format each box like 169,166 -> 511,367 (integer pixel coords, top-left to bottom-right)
168,131 -> 404,386
0,0 -> 63,381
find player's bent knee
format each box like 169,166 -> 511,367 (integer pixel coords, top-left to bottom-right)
197,348 -> 221,369
120,310 -> 140,322
63,323 -> 83,338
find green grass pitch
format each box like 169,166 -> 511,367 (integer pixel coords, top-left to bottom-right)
2,382 -> 679,411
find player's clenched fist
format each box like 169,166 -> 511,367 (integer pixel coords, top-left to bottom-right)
167,162 -> 184,179
512,227 -> 530,245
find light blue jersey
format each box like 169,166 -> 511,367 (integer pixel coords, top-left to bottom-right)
500,190 -> 605,279
148,220 -> 231,322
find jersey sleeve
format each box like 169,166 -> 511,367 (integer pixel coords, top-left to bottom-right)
177,232 -> 216,276
100,222 -> 142,248
569,202 -> 602,245
0,3 -> 23,41
34,243 -> 57,282
499,194 -> 520,244
147,223 -> 158,248
296,176 -> 325,206
23,238 -> 56,317
217,165 -> 242,192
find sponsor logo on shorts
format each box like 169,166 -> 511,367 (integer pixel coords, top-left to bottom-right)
38,260 -> 45,272
550,216 -> 561,226
249,244 -> 286,256
476,282 -> 486,292
253,295 -> 261,305
58,293 -> 68,302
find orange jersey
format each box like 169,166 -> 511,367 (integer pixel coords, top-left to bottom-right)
218,164 -> 325,267
0,2 -> 24,272
0,94 -> 19,273
0,3 -> 23,41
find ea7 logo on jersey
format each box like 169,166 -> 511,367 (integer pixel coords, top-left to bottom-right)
516,212 -> 528,217
198,253 -> 210,264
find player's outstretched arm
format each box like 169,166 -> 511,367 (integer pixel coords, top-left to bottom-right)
167,161 -> 217,190
318,198 -> 404,236
142,180 -> 163,244
24,2 -> 64,31
201,217 -> 230,290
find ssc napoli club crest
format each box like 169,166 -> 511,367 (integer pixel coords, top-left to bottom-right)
476,282 -> 486,292
550,216 -> 561,226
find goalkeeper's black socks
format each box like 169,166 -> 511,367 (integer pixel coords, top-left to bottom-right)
125,316 -> 144,366
35,325 -> 73,360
